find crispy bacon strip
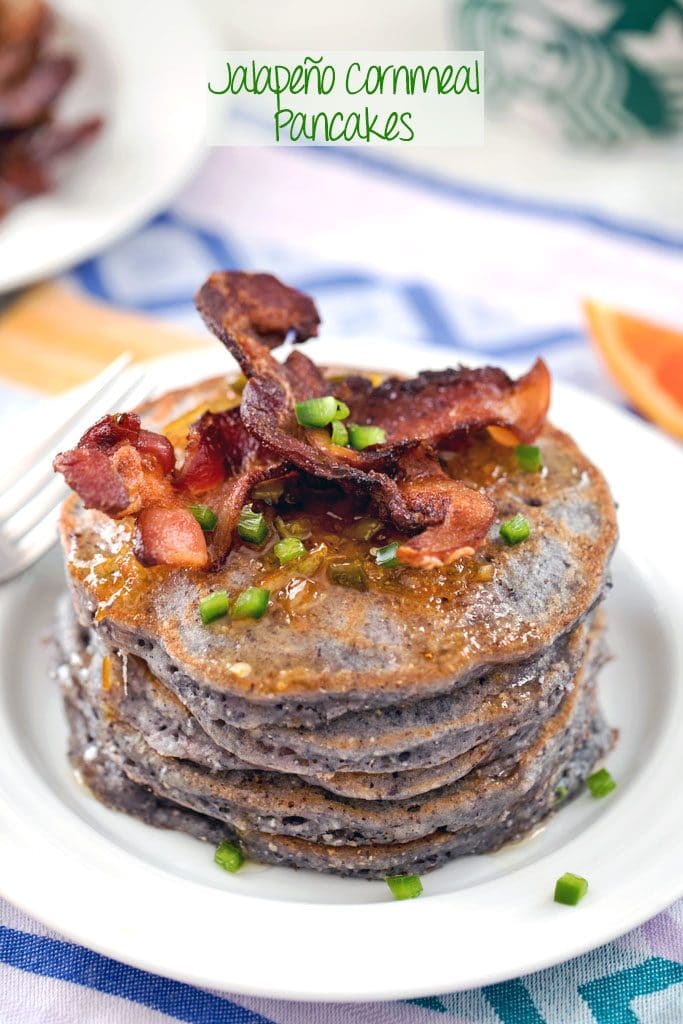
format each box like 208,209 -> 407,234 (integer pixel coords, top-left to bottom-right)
54,414 -> 175,516
240,377 -> 496,565
176,408 -> 261,493
134,508 -> 208,569
195,271 -> 548,565
335,361 -> 550,448
56,271 -> 550,572
196,271 -> 320,375
390,448 -> 496,568
0,55 -> 75,128
174,408 -> 283,565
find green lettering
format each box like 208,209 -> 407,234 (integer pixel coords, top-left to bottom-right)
326,110 -> 345,142
364,107 -> 384,140
207,61 -> 230,95
274,107 -> 293,142
289,65 -> 304,94
343,111 -> 362,141
384,110 -> 400,140
345,61 -> 363,95
399,111 -> 414,141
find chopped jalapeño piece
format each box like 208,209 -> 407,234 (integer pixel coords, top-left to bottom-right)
348,424 -> 386,451
214,841 -> 244,873
274,537 -> 306,565
238,505 -> 268,545
231,586 -> 270,620
500,513 -> 530,545
199,591 -> 229,625
375,542 -> 400,568
386,875 -> 423,900
554,873 -> 588,906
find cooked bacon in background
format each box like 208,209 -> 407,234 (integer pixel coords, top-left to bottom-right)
0,0 -> 48,88
0,0 -> 101,219
55,272 -> 551,571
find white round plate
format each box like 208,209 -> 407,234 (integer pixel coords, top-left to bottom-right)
0,0 -> 208,294
0,340 -> 681,1001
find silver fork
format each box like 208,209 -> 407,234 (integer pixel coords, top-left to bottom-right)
0,354 -> 151,584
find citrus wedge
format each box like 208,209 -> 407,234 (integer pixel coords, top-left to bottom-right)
584,300 -> 683,440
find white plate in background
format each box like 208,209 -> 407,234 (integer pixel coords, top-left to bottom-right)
0,340 -> 681,1000
0,0 -> 208,294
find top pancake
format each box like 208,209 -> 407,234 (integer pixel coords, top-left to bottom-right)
61,371 -> 617,717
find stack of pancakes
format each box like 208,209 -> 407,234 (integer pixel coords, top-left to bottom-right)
54,377 -> 618,879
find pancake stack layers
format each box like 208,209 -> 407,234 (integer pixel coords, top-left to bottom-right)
53,272 -> 618,879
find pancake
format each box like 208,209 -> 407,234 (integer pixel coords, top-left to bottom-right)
60,371 -> 617,727
64,685 -> 613,879
55,600 -> 611,851
56,595 -> 603,802
103,617 -> 585,775
93,647 -> 603,847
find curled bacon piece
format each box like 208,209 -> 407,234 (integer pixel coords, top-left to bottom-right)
176,408 -> 261,493
197,271 -> 320,376
240,375 -> 496,564
390,448 -> 497,568
54,414 -> 175,516
54,413 -> 209,569
336,361 -> 550,448
54,408 -> 282,570
175,407 -> 283,565
134,507 -> 208,569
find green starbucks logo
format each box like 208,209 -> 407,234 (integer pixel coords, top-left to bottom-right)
458,0 -> 683,143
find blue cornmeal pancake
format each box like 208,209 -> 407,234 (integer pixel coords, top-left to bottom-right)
60,373 -> 617,730
56,597 -> 601,802
61,621 -> 612,877
55,597 -> 610,847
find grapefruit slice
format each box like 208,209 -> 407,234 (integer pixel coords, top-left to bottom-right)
584,300 -> 683,440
